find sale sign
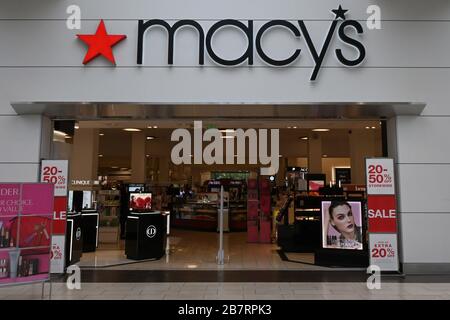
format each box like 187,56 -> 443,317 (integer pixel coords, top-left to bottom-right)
369,234 -> 399,272
367,195 -> 397,233
365,158 -> 395,195
40,160 -> 68,197
41,160 -> 69,274
366,158 -> 400,272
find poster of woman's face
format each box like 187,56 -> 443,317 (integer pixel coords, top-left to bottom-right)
322,201 -> 363,250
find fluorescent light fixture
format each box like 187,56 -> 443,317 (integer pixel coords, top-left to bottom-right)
53,130 -> 67,137
123,128 -> 141,132
312,129 -> 330,132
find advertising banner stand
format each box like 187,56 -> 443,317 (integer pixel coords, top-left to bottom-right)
41,160 -> 69,274
0,183 -> 55,299
315,199 -> 369,268
365,158 -> 401,273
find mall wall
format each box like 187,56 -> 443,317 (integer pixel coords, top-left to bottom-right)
1,0 -> 450,273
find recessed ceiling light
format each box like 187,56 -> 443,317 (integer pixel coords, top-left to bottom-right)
153,126 -> 158,129
365,126 -> 371,129
371,126 -> 376,129
120,167 -> 128,170
111,166 -> 119,169
312,129 -> 330,132
300,136 -> 309,140
293,126 -> 298,129
323,154 -> 328,158
146,136 -> 156,140
123,128 -> 141,132
74,125 -> 79,129
146,154 -> 150,157
98,154 -> 103,157
287,126 -> 292,129
99,133 -> 104,136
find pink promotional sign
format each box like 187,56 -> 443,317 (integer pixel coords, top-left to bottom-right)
0,183 -> 54,286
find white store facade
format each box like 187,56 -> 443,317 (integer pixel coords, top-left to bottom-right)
1,0 -> 450,274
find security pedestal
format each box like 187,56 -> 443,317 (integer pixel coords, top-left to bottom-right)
81,210 -> 99,252
65,212 -> 83,267
125,211 -> 166,260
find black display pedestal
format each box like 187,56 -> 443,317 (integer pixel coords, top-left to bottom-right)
315,248 -> 369,268
65,212 -> 83,267
125,211 -> 166,260
277,221 -> 321,253
81,210 -> 99,252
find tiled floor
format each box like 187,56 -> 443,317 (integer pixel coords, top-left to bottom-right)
78,229 -> 338,271
2,229 -> 448,300
1,282 -> 450,300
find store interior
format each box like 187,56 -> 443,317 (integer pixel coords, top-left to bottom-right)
52,116 -> 384,270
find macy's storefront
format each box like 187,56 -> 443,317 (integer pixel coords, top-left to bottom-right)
0,0 -> 449,275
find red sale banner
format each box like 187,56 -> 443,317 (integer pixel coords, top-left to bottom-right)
367,195 -> 397,233
365,158 -> 400,272
53,197 -> 67,235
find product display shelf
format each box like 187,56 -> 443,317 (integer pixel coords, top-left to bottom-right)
97,190 -> 120,244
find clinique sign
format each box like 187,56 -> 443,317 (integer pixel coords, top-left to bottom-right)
77,6 -> 366,80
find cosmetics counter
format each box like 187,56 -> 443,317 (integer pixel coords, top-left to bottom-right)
277,185 -> 369,267
125,210 -> 167,260
65,210 -> 100,267
171,193 -> 247,232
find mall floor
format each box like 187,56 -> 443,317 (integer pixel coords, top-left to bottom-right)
1,229 -> 450,300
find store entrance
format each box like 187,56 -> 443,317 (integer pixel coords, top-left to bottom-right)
19,102 -> 421,270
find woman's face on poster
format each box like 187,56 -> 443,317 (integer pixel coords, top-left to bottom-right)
330,204 -> 355,234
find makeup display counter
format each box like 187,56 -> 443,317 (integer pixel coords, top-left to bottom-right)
125,211 -> 166,260
172,200 -> 247,232
172,202 -> 219,231
65,212 -> 83,267
81,210 -> 99,252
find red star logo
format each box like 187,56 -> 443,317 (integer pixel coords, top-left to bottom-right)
77,20 -> 126,65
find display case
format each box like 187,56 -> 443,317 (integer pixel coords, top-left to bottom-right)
97,190 -> 120,244
229,201 -> 247,231
172,193 -> 221,231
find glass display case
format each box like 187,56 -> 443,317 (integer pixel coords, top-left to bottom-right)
172,193 -> 220,231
